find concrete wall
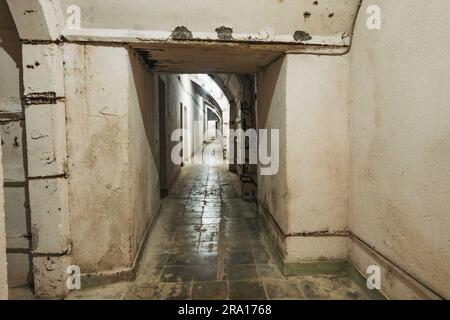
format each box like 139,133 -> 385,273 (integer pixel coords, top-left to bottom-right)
64,44 -> 160,274
257,54 -> 349,263
0,0 -> 31,289
257,56 -> 288,241
285,54 -> 349,262
348,0 -> 450,299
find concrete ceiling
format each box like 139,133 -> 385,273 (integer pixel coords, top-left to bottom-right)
131,41 -> 343,74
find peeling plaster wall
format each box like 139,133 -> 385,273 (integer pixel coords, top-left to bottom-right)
348,0 -> 450,299
64,44 -> 160,274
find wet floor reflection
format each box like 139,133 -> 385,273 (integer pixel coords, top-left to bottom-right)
67,149 -> 373,300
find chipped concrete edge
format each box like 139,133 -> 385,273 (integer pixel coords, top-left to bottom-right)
61,28 -> 350,47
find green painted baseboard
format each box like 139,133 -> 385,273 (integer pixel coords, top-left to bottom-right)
258,214 -> 385,300
283,260 -> 349,276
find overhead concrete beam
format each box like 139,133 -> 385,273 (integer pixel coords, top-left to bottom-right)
8,0 -> 362,49
57,0 -> 360,46
6,0 -> 63,41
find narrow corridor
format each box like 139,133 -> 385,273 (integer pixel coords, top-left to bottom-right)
68,159 -> 375,300
2,0 -> 449,302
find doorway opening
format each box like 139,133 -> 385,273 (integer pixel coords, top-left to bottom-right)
157,73 -> 257,201
133,72 -> 271,298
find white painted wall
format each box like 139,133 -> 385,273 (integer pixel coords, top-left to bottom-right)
64,44 -> 161,274
348,0 -> 450,299
258,54 -> 349,263
285,54 -> 349,262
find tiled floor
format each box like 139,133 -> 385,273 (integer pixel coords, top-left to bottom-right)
67,160 -> 375,300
